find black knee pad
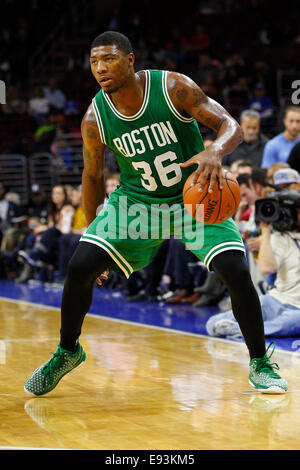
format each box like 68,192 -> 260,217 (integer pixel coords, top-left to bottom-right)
211,250 -> 251,290
66,241 -> 113,284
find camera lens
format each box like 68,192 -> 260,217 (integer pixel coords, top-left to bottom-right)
260,201 -> 277,220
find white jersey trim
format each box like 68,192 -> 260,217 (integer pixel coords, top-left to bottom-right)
102,70 -> 151,121
162,71 -> 194,123
92,98 -> 106,145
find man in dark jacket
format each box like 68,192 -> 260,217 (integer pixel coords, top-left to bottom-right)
223,109 -> 268,167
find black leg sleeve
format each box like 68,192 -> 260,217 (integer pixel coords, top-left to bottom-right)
211,250 -> 266,359
60,241 -> 114,352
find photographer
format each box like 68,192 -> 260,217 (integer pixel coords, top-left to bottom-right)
206,170 -> 300,338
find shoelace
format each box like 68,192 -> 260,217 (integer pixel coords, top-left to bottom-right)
254,342 -> 281,378
41,350 -> 66,385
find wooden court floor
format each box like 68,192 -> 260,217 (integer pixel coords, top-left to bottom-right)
0,297 -> 300,450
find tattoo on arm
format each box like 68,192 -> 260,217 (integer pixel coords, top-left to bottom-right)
83,144 -> 102,174
168,73 -> 225,132
192,88 -> 204,107
82,117 -> 104,176
86,126 -> 98,140
176,88 -> 189,103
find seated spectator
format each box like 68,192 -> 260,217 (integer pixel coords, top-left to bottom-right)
125,239 -> 170,302
187,25 -> 211,53
272,167 -> 300,191
235,169 -> 266,231
0,183 -> 20,240
57,186 -> 86,281
52,137 -> 74,171
261,106 -> 300,168
199,74 -> 218,99
26,184 -> 49,227
43,78 -> 66,112
223,110 -> 268,167
287,141 -> 300,173
229,159 -> 245,178
206,210 -> 300,338
194,54 -> 222,86
246,83 -> 275,120
265,161 -> 290,185
161,237 -> 201,304
223,53 -> 249,88
15,185 -> 75,282
236,160 -> 253,176
234,174 -> 258,230
0,185 -> 27,253
234,171 -> 267,291
28,86 -> 50,123
97,173 -> 121,213
1,85 -> 27,114
32,114 -> 56,153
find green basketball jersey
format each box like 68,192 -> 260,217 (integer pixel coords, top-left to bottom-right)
92,69 -> 205,203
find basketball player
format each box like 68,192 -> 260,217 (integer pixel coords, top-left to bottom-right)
24,31 -> 287,395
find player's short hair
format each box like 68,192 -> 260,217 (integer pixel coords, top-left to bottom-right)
91,31 -> 133,55
284,106 -> 300,118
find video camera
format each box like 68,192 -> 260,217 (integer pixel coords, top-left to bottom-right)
255,190 -> 300,232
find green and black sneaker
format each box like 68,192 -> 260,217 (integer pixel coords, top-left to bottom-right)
249,342 -> 288,394
24,343 -> 86,396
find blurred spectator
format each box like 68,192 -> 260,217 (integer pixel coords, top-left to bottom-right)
235,169 -> 269,293
125,239 -> 170,302
1,86 -> 27,114
0,183 -> 19,235
236,160 -> 253,176
265,161 -> 290,185
28,86 -> 50,122
199,74 -> 218,99
230,159 -> 248,178
261,106 -> 300,168
16,185 -> 75,282
287,141 -> 300,173
94,173 -> 121,215
26,184 -> 49,227
234,173 -> 258,231
64,184 -> 75,204
187,25 -> 211,52
273,167 -> 300,191
246,83 -> 275,120
32,114 -> 56,152
223,110 -> 268,167
52,137 -> 74,171
162,238 -> 200,304
0,182 -> 24,250
206,212 -> 300,338
57,186 -> 86,281
192,54 -> 222,98
223,53 -> 250,88
249,168 -> 267,199
43,78 -> 66,112
69,186 -> 85,231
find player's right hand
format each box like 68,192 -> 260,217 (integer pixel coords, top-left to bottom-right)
179,149 -> 224,193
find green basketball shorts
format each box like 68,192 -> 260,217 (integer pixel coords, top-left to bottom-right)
80,189 -> 245,278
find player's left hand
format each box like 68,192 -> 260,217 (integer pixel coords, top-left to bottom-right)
179,149 -> 224,193
96,269 -> 109,286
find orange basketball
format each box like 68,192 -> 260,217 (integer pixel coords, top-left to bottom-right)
183,169 -> 241,224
